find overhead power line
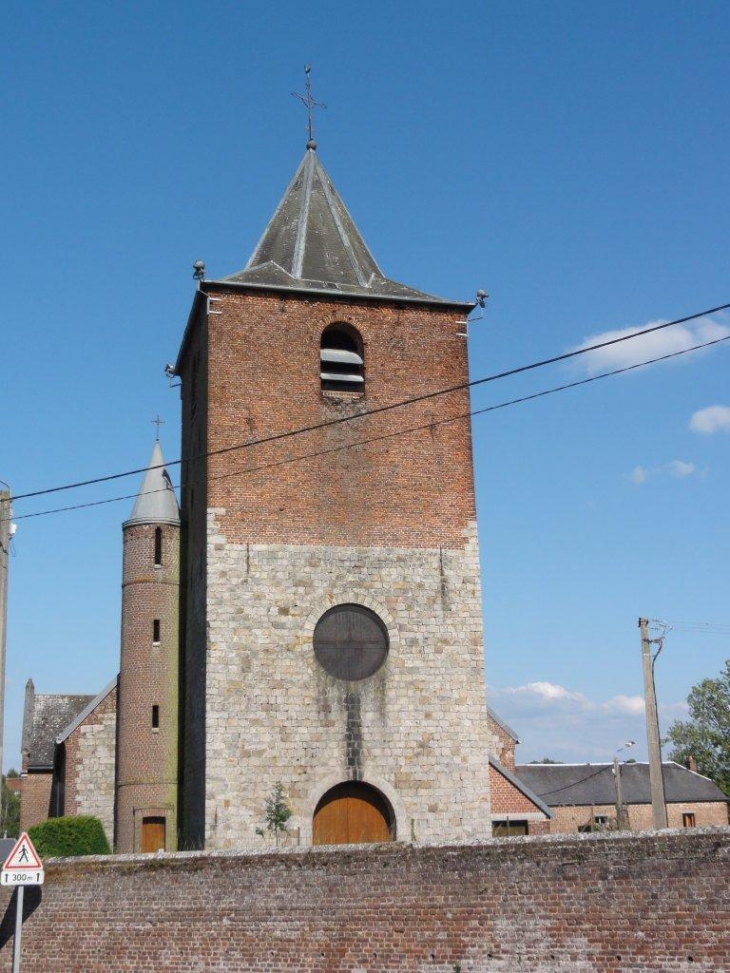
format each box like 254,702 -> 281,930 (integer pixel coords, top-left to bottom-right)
7,330 -> 728,524
10,301 -> 730,505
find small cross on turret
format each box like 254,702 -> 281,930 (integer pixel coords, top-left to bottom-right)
151,415 -> 165,442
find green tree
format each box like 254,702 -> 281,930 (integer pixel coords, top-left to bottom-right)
1,771 -> 21,838
666,659 -> 730,798
255,782 -> 292,845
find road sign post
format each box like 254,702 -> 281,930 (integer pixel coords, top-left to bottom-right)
2,833 -> 44,973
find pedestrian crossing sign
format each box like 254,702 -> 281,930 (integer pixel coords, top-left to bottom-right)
1,832 -> 44,886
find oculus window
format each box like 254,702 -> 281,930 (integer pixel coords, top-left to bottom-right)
313,604 -> 388,681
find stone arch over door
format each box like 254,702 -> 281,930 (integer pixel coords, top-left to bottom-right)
312,781 -> 395,846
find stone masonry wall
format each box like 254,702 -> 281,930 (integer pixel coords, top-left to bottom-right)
204,522 -> 491,849
62,684 -> 117,844
0,830 -> 728,972
487,714 -> 517,771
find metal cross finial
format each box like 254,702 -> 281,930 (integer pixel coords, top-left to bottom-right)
152,415 -> 165,442
292,64 -> 327,148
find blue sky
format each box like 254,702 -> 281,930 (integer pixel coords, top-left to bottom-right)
2,0 -> 728,770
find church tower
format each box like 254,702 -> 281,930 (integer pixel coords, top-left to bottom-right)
116,442 -> 180,852
175,141 -> 492,849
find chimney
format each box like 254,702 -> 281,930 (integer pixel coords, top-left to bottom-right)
21,678 -> 35,771
686,755 -> 698,773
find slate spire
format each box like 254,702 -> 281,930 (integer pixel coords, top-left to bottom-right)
125,441 -> 179,528
222,146 -> 450,304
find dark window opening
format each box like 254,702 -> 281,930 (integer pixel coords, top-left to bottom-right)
492,820 -> 529,837
153,619 -> 161,643
320,325 -> 364,394
152,705 -> 160,729
313,604 -> 389,681
683,812 -> 696,828
154,527 -> 162,566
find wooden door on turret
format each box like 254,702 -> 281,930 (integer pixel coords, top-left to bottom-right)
141,816 -> 166,852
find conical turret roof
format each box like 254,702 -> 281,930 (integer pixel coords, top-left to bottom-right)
221,147 -> 452,304
124,442 -> 180,528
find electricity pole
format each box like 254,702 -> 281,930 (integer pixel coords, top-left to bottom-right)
612,740 -> 635,830
0,488 -> 11,831
639,617 -> 668,829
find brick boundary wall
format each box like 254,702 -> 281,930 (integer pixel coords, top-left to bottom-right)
0,829 -> 728,972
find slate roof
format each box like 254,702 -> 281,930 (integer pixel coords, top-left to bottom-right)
124,441 -> 179,528
24,694 -> 94,770
218,147 -> 461,306
516,761 -> 728,807
56,677 -> 118,746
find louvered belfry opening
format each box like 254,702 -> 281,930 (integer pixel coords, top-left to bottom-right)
313,604 -> 389,681
320,324 -> 364,394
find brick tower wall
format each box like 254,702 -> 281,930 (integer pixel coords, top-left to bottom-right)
179,287 -> 492,848
116,521 -> 180,851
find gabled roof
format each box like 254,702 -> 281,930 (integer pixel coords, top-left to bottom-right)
24,693 -> 95,770
124,442 -> 179,528
490,757 -> 553,818
56,676 -> 118,746
218,147 -> 457,306
516,761 -> 729,807
487,706 -> 520,743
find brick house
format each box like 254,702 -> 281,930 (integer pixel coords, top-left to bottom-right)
515,761 -> 729,833
18,680 -> 94,833
487,709 -> 552,836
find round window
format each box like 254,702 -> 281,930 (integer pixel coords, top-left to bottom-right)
313,604 -> 389,681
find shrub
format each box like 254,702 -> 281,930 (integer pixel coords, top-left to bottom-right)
28,816 -> 111,858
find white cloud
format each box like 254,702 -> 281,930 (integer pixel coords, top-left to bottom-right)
602,695 -> 645,716
626,459 -> 701,484
499,681 -> 590,705
568,315 -> 729,378
488,683 -> 687,763
690,405 -> 730,435
667,459 -> 695,478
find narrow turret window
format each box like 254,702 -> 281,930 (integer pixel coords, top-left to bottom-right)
320,324 -> 364,394
152,705 -> 160,729
154,527 -> 162,565
153,619 -> 161,644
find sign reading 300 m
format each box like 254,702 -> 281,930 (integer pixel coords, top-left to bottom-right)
1,833 -> 44,886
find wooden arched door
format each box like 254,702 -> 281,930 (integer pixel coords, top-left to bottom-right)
313,782 -> 393,845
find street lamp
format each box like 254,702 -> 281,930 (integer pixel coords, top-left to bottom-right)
613,741 -> 636,831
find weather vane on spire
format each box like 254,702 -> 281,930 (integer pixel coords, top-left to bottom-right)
292,64 -> 327,150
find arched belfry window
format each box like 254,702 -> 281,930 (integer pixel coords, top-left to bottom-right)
320,324 -> 364,394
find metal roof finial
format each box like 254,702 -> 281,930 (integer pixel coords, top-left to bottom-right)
292,64 -> 327,150
151,415 -> 165,442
